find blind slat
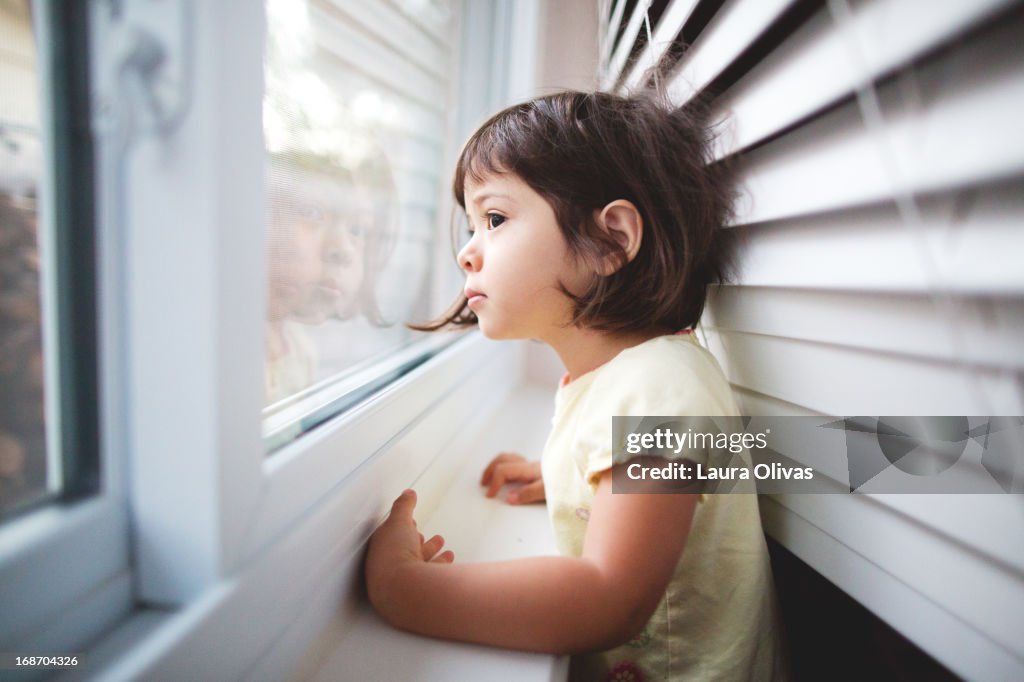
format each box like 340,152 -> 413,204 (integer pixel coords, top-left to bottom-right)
734,99 -> 886,223
321,0 -> 450,80
705,331 -> 1023,416
667,0 -> 795,104
602,0 -> 653,89
714,0 -> 1013,156
705,287 -> 1024,369
734,30 -> 1024,225
602,0 -> 630,68
713,8 -> 843,157
382,0 -> 452,45
620,0 -> 699,90
309,4 -> 446,111
727,181 -> 1024,294
763,492 -> 1024,663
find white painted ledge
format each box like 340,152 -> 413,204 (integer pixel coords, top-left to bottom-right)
302,381 -> 569,682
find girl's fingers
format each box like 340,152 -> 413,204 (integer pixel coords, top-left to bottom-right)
480,452 -> 523,485
507,479 -> 545,505
485,461 -> 538,498
420,534 -> 445,561
485,462 -> 519,497
389,488 -> 417,522
421,534 -> 454,563
480,453 -> 508,485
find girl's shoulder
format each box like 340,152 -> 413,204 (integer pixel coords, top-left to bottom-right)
585,333 -> 737,417
600,333 -> 709,382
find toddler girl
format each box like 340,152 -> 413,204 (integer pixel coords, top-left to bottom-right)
365,91 -> 788,681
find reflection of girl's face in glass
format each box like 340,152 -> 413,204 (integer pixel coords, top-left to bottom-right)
266,163 -> 389,326
267,206 -> 325,322
287,205 -> 367,324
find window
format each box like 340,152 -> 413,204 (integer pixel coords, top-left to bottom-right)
0,2 -> 99,518
0,0 -> 128,658
261,0 -> 462,452
0,1 -> 49,518
3,0 -> 540,674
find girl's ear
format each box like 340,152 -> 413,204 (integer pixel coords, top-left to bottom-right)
595,199 -> 643,276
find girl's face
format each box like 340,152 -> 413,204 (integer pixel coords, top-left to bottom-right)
274,202 -> 367,326
267,212 -> 322,322
291,210 -> 367,324
458,172 -> 591,342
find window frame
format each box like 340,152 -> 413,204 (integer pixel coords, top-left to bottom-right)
96,0 -> 517,605
2,0 -> 542,672
0,0 -> 131,654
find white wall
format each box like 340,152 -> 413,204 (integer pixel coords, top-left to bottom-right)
535,0 -> 600,93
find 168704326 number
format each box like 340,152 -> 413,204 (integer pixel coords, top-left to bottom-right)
12,655 -> 79,668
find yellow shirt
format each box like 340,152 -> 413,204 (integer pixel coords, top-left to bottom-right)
265,320 -> 317,405
540,333 -> 789,681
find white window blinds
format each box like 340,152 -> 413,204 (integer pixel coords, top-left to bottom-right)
599,1 -> 1024,679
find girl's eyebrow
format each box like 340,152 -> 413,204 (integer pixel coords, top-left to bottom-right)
469,191 -> 513,206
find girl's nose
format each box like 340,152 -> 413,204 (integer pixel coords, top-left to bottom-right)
457,236 -> 481,273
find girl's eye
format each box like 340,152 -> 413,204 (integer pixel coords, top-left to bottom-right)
299,206 -> 326,222
487,213 -> 506,230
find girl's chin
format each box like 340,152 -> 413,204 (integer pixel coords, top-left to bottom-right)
476,324 -> 502,340
475,316 -> 503,340
477,320 -> 530,342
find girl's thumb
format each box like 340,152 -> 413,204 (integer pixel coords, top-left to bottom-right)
392,488 -> 417,514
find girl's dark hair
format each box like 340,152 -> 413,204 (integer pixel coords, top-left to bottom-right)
414,90 -> 738,334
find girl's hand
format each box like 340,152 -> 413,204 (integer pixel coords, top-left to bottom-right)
366,490 -> 454,619
480,452 -> 545,504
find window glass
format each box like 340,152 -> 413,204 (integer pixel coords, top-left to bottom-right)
262,0 -> 457,449
0,1 -> 50,517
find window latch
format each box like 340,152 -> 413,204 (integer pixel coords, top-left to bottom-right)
93,0 -> 193,140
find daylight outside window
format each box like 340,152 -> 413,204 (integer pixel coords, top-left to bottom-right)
0,2 -> 52,519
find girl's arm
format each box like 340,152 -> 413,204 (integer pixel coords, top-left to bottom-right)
365,465 -> 697,655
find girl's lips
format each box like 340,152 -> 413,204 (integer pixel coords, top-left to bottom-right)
465,288 -> 487,308
317,283 -> 342,298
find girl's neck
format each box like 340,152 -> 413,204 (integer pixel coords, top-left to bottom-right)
545,325 -> 671,383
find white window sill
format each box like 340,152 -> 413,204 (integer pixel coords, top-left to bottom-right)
301,380 -> 569,682
67,340 -> 570,681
